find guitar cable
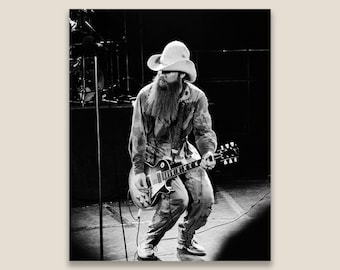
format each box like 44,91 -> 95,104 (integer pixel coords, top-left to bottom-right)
161,188 -> 271,241
136,209 -> 142,247
126,190 -> 142,256
126,190 -> 139,221
197,189 -> 270,234
110,152 -> 128,261
126,189 -> 269,261
125,185 -> 270,259
117,199 -> 129,261
127,190 -> 173,261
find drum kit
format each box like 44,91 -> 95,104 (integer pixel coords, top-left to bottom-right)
69,10 -> 136,106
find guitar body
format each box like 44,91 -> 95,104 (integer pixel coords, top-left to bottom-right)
128,142 -> 239,209
129,159 -> 175,209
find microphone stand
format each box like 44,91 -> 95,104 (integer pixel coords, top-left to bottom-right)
77,19 -> 105,254
80,57 -> 86,107
86,20 -> 105,258
118,12 -> 134,104
82,32 -> 105,260
94,54 -> 104,260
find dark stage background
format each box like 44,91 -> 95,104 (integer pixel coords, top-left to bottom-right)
70,10 -> 270,205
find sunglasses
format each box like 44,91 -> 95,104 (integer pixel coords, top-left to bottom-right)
160,70 -> 178,75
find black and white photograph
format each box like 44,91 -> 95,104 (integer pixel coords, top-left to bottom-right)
70,9 -> 270,261
3,0 -> 340,269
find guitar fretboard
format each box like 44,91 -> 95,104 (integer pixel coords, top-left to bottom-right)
161,159 -> 202,181
159,143 -> 238,182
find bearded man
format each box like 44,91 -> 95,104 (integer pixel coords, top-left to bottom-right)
128,41 -> 217,260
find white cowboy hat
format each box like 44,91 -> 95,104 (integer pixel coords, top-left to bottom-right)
147,40 -> 197,82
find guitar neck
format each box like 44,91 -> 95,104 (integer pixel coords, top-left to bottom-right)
161,154 -> 221,181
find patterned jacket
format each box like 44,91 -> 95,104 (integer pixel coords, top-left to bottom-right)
128,82 -> 217,174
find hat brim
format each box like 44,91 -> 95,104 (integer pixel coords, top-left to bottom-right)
147,54 -> 197,82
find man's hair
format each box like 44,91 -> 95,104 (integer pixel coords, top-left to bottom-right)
146,72 -> 182,123
182,72 -> 189,81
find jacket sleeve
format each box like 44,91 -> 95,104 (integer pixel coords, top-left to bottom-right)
193,93 -> 217,156
128,92 -> 147,175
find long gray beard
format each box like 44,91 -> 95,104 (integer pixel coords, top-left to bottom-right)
146,76 -> 181,123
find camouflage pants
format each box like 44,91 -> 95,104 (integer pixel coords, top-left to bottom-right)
144,142 -> 214,247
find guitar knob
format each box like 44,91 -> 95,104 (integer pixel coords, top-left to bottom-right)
234,157 -> 238,162
220,145 -> 224,150
223,160 -> 229,165
225,143 -> 229,149
230,142 -> 234,147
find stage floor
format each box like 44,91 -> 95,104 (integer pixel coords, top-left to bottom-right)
70,179 -> 270,261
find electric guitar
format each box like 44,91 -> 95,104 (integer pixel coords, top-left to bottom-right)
128,142 -> 239,209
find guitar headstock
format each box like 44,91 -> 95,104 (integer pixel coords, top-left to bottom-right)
215,141 -> 239,165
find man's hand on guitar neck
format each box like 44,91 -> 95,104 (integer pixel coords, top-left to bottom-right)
200,151 -> 216,170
